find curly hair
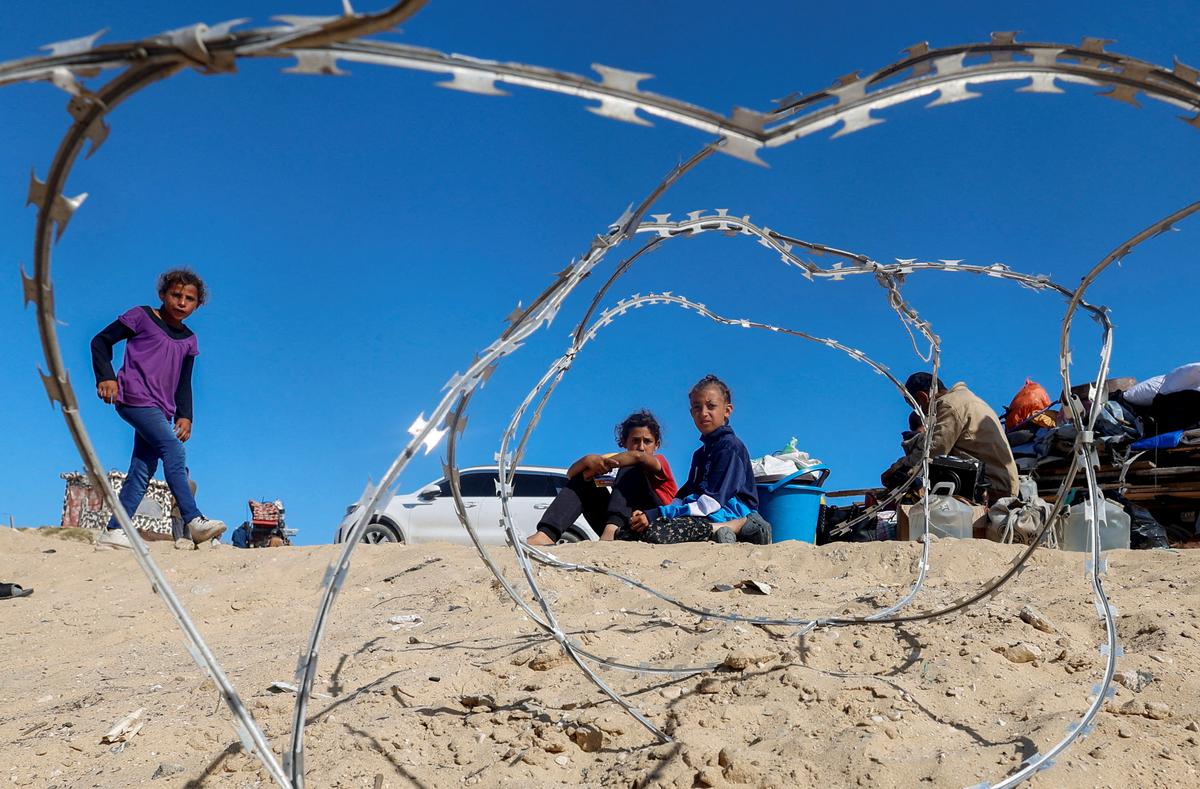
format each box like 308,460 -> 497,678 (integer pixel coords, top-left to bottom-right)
689,373 -> 732,405
614,409 -> 663,447
157,268 -> 208,306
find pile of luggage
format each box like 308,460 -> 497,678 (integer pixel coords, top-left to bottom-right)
1003,363 -> 1200,547
231,499 -> 297,548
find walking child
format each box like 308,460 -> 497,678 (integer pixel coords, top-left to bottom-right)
527,409 -> 678,545
90,268 -> 226,550
627,374 -> 771,545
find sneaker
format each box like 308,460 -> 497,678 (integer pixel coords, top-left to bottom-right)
713,526 -> 737,544
174,537 -> 195,551
186,516 -> 227,544
96,528 -> 133,550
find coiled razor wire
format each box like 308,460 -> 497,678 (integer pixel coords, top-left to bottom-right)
10,2 -> 1200,785
483,218 -> 1110,641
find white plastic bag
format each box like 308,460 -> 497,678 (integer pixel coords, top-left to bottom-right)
751,454 -> 798,478
751,437 -> 822,480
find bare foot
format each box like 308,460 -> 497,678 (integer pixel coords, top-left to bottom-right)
527,531 -> 554,546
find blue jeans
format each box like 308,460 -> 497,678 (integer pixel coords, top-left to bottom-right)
107,405 -> 202,530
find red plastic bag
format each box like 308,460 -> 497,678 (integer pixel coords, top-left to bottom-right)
1005,379 -> 1051,431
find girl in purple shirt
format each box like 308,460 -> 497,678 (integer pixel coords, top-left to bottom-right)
90,269 -> 226,550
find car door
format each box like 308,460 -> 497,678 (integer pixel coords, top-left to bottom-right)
512,471 -> 603,540
508,471 -> 557,540
462,471 -> 506,544
404,471 -> 497,544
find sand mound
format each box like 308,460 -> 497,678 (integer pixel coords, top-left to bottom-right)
1,527 -> 1198,787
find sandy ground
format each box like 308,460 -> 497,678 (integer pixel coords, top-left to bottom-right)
1,527 -> 1198,789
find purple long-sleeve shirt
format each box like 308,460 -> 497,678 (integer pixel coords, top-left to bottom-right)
91,306 -> 199,421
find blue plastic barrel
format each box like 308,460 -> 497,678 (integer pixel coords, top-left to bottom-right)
756,466 -> 829,544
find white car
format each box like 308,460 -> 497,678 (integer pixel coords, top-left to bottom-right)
333,465 -> 597,545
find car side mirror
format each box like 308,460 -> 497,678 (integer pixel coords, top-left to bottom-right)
417,484 -> 440,501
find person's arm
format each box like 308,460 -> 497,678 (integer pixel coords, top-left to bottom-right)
907,401 -> 963,465
91,319 -> 134,402
880,456 -> 911,488
173,355 -> 195,441
566,454 -> 611,480
650,443 -> 743,521
601,450 -> 663,475
885,431 -> 924,484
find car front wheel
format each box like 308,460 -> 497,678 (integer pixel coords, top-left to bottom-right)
361,521 -> 403,544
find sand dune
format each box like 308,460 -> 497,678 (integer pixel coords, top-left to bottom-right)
1,526 -> 1198,787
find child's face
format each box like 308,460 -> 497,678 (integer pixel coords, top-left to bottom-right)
689,386 -> 732,435
161,283 -> 200,324
622,426 -> 659,453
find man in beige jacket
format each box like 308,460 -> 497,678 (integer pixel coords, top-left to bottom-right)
901,372 -> 1019,503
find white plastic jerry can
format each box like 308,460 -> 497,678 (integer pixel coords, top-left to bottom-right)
1062,498 -> 1131,552
909,482 -> 974,540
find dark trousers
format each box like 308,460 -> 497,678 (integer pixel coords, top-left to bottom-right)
536,467 -> 659,542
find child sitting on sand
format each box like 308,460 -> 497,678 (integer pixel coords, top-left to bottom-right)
626,374 -> 771,545
527,410 -> 677,545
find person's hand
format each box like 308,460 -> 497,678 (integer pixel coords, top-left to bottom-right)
174,418 -> 192,442
97,380 -> 118,404
629,510 -> 649,533
579,454 -> 609,480
603,455 -> 622,471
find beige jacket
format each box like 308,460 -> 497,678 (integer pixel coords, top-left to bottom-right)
906,382 -> 1019,498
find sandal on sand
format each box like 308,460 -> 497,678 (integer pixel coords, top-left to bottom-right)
0,583 -> 33,600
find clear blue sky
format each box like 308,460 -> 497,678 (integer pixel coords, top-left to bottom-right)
3,1 -> 1198,544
